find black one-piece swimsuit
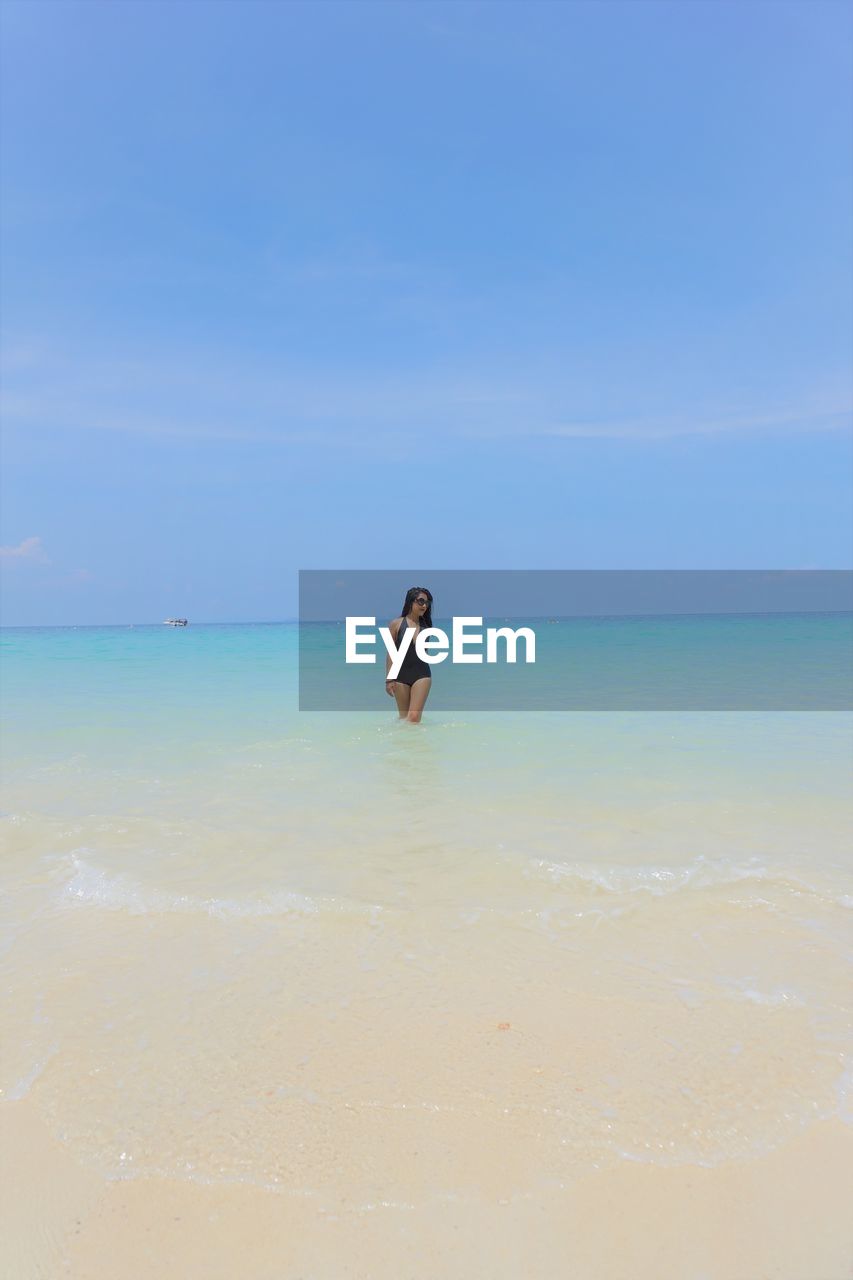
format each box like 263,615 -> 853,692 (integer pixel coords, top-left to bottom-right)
394,617 -> 432,687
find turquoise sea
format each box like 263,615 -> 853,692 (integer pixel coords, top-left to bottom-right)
300,611 -> 853,708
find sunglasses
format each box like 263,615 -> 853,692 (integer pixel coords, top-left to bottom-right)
414,597 -> 429,606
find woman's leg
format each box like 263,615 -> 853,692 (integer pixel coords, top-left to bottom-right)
405,677 -> 431,724
391,681 -> 411,718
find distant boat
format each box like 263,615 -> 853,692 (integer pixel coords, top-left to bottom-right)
163,618 -> 189,626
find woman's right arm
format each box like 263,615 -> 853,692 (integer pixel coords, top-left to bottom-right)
385,618 -> 399,692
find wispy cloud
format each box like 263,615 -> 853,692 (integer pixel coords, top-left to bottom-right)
0,535 -> 51,563
1,335 -> 850,447
0,536 -> 93,587
540,407 -> 853,441
265,246 -> 416,287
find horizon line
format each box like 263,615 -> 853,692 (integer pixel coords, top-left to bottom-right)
3,609 -> 853,631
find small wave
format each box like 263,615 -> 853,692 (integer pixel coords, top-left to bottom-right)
718,980 -> 806,1008
3,1042 -> 60,1101
524,853 -> 853,907
58,853 -> 384,921
836,1060 -> 853,1125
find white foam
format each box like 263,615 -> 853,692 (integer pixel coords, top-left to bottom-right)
58,852 -> 384,920
525,852 -> 853,907
834,1059 -> 853,1125
3,1042 -> 60,1101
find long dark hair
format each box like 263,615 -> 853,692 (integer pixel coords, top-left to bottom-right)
401,586 -> 434,629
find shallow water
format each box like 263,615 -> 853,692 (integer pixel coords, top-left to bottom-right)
1,623 -> 851,1226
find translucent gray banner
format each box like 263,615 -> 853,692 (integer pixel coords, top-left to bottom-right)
298,571 -> 853,710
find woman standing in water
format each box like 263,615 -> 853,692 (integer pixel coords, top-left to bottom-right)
385,586 -> 434,723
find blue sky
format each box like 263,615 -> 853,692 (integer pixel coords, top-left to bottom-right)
1,0 -> 851,625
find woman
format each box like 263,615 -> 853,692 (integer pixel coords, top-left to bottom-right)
385,586 -> 434,723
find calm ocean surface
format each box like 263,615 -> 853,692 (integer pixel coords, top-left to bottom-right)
1,619 -> 852,1209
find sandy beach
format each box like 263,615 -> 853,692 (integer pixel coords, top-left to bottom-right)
3,1093 -> 852,1279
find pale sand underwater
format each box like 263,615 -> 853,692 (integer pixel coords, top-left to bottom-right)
1,624 -> 852,1277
